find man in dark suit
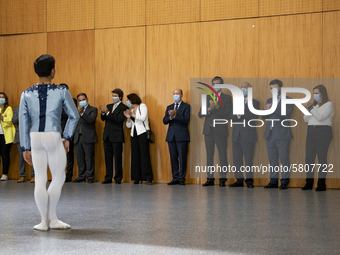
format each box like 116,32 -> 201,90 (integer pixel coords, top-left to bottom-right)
60,83 -> 77,182
99,88 -> 128,184
72,93 -> 98,183
198,76 -> 232,187
163,89 -> 190,186
263,79 -> 294,190
229,82 -> 259,188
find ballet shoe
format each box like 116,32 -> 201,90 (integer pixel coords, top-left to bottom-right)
49,219 -> 71,229
33,223 -> 49,231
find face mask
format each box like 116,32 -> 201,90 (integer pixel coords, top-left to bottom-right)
271,88 -> 279,97
314,93 -> 321,102
173,95 -> 180,102
213,85 -> 221,93
0,98 -> 5,105
79,100 -> 87,107
241,88 -> 248,96
112,97 -> 120,103
126,101 -> 132,108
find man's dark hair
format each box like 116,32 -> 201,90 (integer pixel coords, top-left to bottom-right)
180,89 -> 183,95
34,54 -> 55,77
269,79 -> 283,87
111,88 -> 124,101
0,92 -> 9,111
60,83 -> 69,90
77,93 -> 88,99
212,76 -> 224,84
127,93 -> 142,105
313,84 -> 329,106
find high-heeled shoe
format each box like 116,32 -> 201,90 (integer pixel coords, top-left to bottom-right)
301,185 -> 313,190
315,186 -> 326,191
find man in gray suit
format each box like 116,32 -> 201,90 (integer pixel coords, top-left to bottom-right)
72,93 -> 98,183
263,79 -> 294,190
229,82 -> 259,188
12,106 -> 35,183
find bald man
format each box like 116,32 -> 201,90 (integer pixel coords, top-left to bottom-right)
163,89 -> 191,185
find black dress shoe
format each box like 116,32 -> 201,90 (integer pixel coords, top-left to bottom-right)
202,181 -> 214,186
247,184 -> 254,188
72,178 -> 86,183
279,184 -> 288,190
115,181 -> 121,184
264,183 -> 278,189
229,182 -> 243,187
168,180 -> 180,185
179,181 -> 185,185
101,180 -> 112,184
145,180 -> 152,185
88,179 -> 94,183
315,186 -> 326,191
65,178 -> 72,182
133,180 -> 140,184
219,180 -> 226,187
301,185 -> 313,190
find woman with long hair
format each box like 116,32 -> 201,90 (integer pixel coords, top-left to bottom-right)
0,92 -> 16,181
302,85 -> 334,191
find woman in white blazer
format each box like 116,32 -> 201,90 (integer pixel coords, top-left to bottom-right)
302,85 -> 334,191
124,93 -> 153,184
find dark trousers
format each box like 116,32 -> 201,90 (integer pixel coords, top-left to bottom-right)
232,140 -> 255,184
0,135 -> 12,175
66,139 -> 74,179
266,131 -> 291,185
17,142 -> 34,177
104,138 -> 123,182
131,132 -> 153,181
75,134 -> 95,181
168,140 -> 188,182
204,128 -> 228,181
305,126 -> 333,187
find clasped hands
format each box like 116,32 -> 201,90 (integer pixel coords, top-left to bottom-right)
124,109 -> 136,119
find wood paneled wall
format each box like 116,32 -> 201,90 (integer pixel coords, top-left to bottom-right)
0,1 -> 339,188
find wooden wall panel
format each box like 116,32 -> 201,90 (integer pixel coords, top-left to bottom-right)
0,37 -> 3,90
146,0 -> 199,25
47,30 -> 95,180
95,0 -> 145,29
323,0 -> 340,11
201,0 -> 258,21
95,27 -> 145,182
259,13 -> 322,78
0,0 -> 46,35
2,33 -> 47,180
146,23 -> 200,183
47,0 -> 94,32
323,11 -> 340,188
259,0 -> 322,16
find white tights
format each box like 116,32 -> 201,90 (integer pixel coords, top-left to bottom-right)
31,132 -> 70,231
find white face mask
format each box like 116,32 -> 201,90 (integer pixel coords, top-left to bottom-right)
112,97 -> 120,103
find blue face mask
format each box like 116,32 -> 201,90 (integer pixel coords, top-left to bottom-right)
212,85 -> 221,93
127,101 -> 132,108
314,93 -> 321,102
173,94 -> 180,102
79,100 -> 87,107
0,98 -> 5,105
241,88 -> 248,96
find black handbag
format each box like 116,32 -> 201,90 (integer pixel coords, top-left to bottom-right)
139,106 -> 155,143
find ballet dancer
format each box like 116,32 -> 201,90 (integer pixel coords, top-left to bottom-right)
19,54 -> 79,231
